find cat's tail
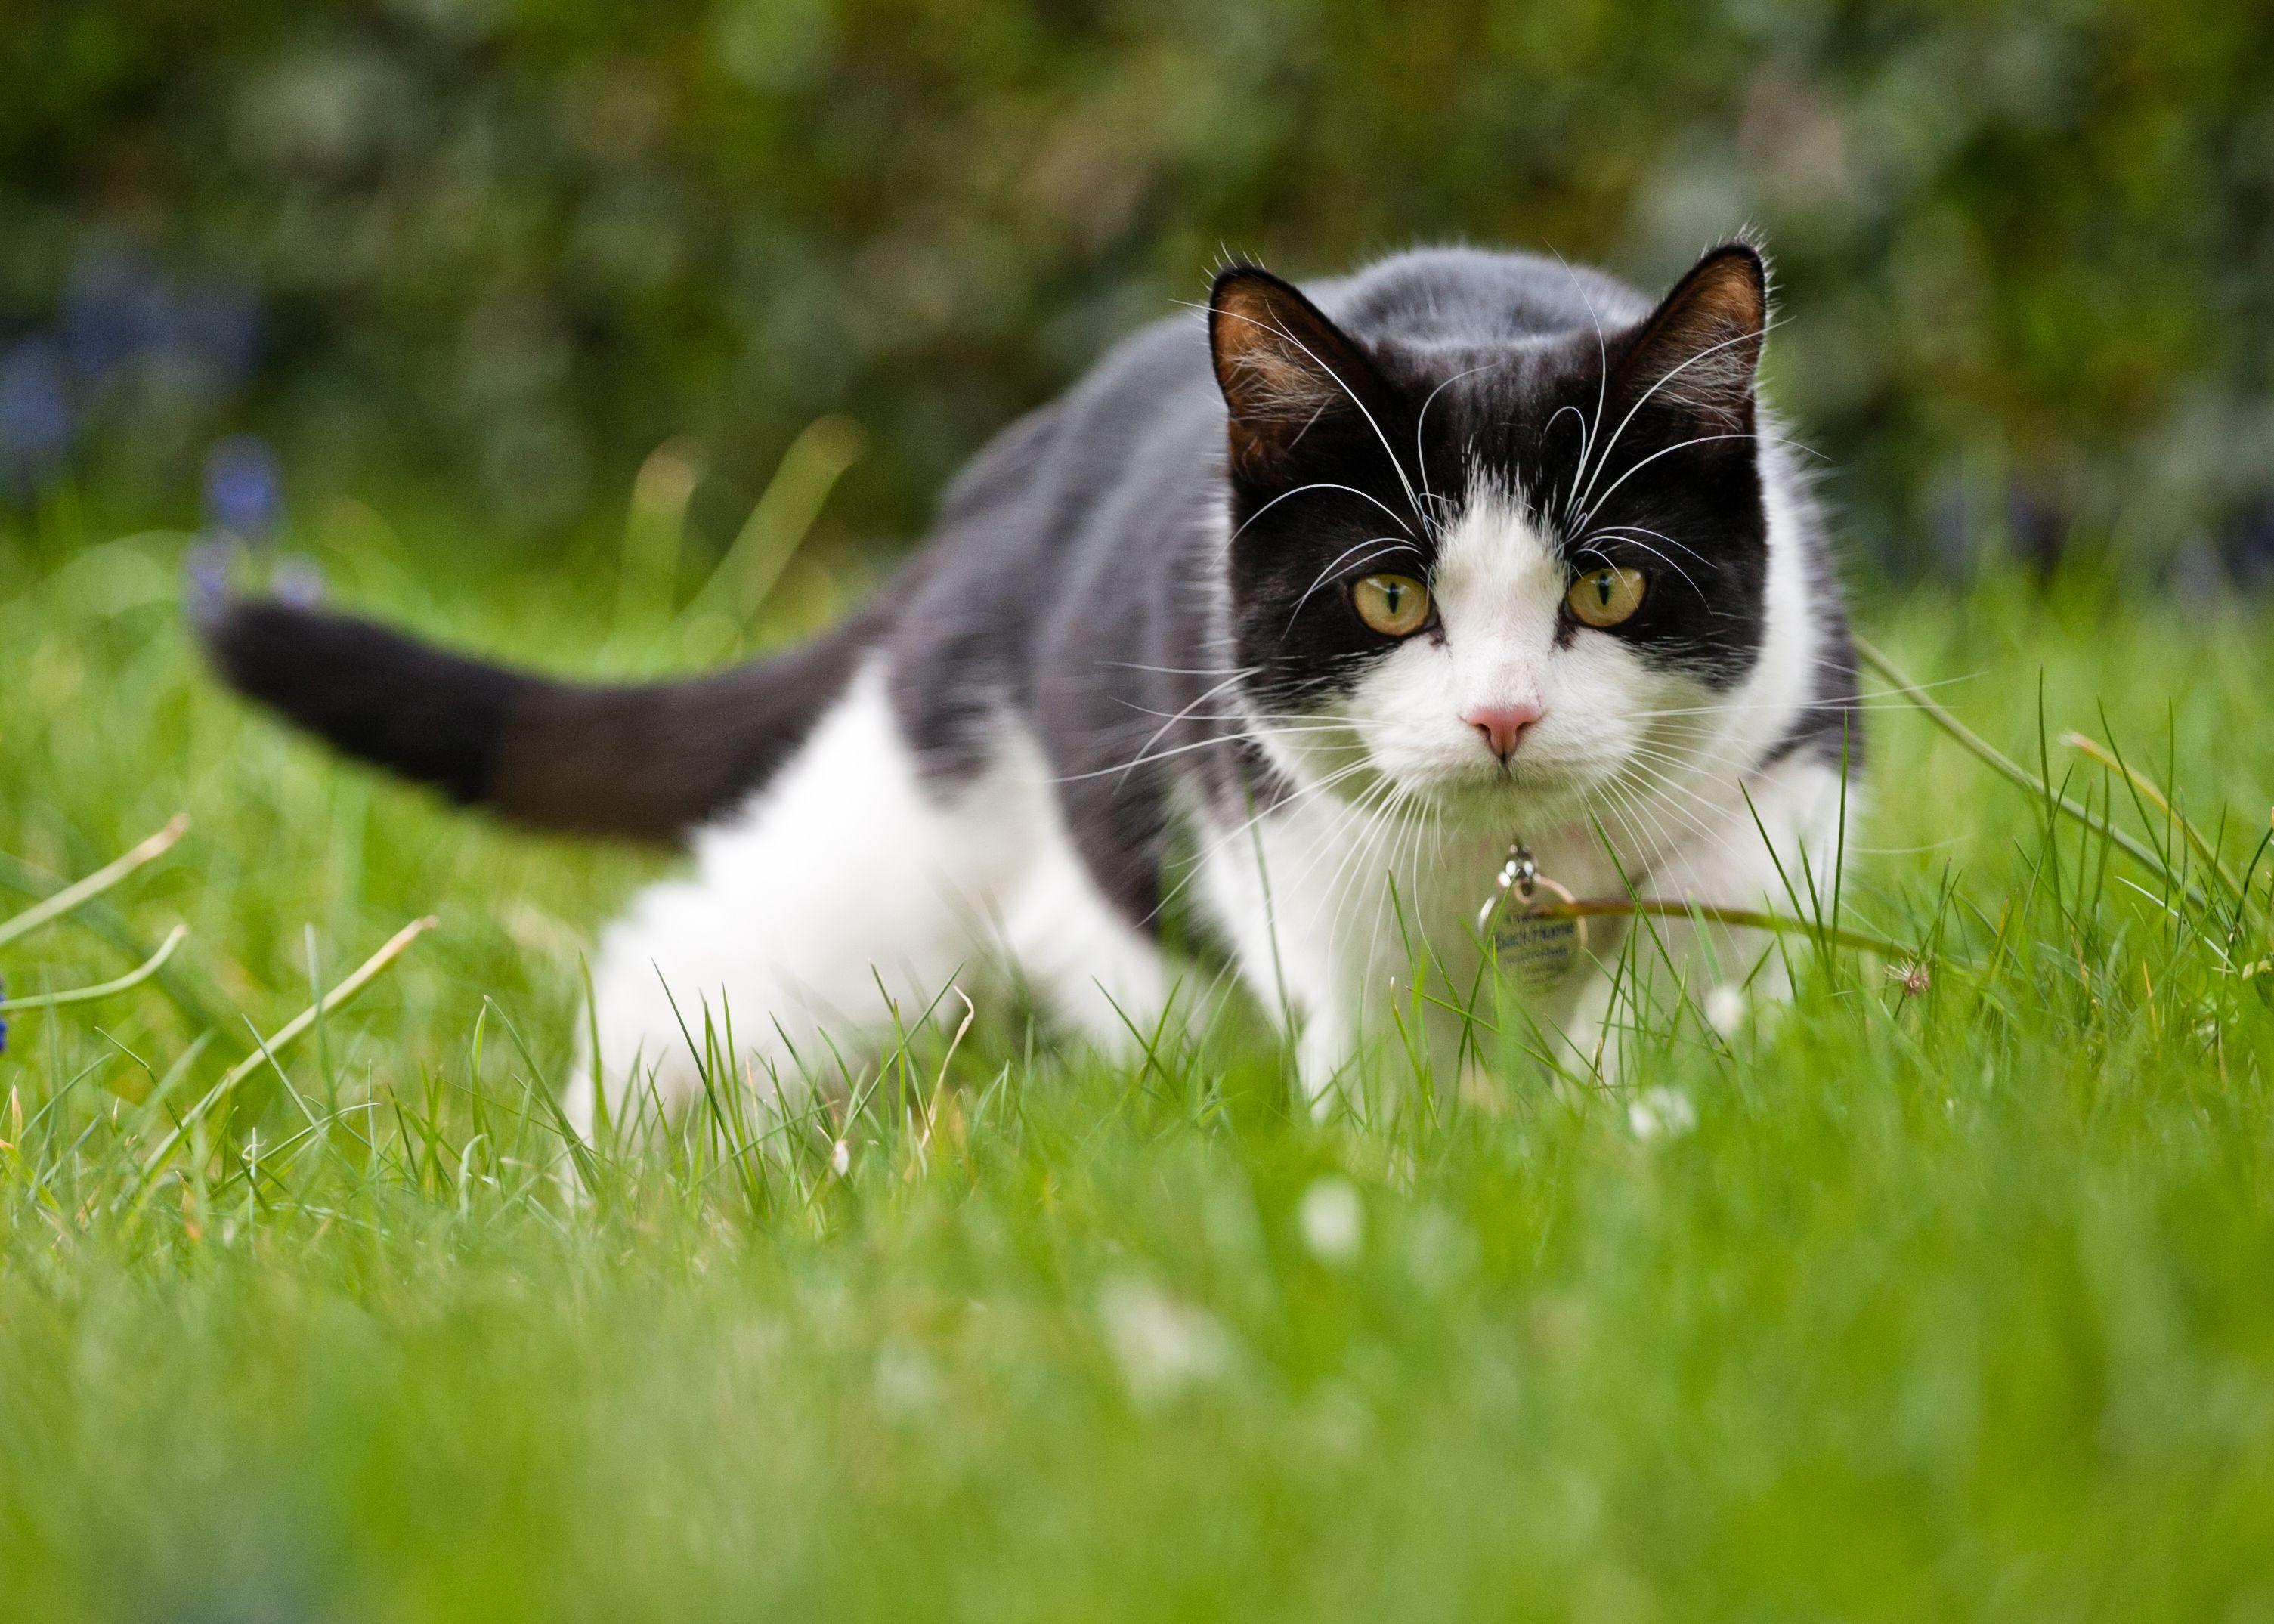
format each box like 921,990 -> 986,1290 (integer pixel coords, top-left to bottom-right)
196,581 -> 889,843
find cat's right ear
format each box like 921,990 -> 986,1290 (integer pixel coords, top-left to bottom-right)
1614,243 -> 1768,435
1208,267 -> 1385,478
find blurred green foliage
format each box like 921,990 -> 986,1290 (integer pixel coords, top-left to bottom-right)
7,0 -> 2274,566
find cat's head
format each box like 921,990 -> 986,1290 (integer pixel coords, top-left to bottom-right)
1210,243 -> 1777,832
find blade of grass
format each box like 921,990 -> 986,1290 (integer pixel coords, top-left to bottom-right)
0,923 -> 189,1011
2063,726 -> 2248,910
1853,636 -> 2204,909
133,916 -> 437,1189
676,415 -> 866,651
1529,896 -> 1926,964
0,815 -> 188,951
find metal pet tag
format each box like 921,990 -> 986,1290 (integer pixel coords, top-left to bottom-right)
1480,843 -> 1588,995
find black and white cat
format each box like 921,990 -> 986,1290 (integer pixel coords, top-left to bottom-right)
206,240 -> 1860,1126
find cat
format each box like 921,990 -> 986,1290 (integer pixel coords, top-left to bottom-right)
203,238 -> 1860,1130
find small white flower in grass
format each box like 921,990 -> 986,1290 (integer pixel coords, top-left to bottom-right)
830,1138 -> 852,1177
1627,1086 -> 1697,1141
873,1343 -> 940,1420
1886,960 -> 1932,998
1297,1177 -> 1363,1265
1097,1277 -> 1231,1403
1703,983 -> 1748,1038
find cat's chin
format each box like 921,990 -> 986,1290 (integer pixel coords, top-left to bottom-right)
1386,767 -> 1616,836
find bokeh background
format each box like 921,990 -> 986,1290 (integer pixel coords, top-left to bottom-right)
7,0 -> 2274,580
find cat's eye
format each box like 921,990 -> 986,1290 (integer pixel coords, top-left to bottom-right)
1566,566 -> 1647,628
1351,573 -> 1431,637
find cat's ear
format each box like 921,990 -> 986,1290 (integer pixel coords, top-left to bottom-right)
1208,266 -> 1386,478
1617,242 -> 1768,434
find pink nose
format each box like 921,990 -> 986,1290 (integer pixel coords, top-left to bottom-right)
1464,701 -> 1542,761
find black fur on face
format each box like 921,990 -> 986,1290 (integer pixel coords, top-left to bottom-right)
1208,244 -> 1774,719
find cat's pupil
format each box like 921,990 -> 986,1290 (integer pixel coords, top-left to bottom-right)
1593,573 -> 1613,605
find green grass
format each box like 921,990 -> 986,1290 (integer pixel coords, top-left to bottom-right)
5,501 -> 2274,1622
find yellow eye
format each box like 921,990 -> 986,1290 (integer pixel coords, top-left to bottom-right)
1566,566 -> 1647,628
1351,573 -> 1431,636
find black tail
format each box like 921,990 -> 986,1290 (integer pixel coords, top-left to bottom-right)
200,595 -> 883,843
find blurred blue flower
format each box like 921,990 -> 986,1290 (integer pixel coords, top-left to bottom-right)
204,434 -> 283,539
61,250 -> 261,396
0,253 -> 270,506
61,250 -> 175,382
0,336 -> 76,471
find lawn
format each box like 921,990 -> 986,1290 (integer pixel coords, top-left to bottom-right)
4,498 -> 2272,1622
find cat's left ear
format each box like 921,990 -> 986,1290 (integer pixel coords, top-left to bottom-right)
1208,266 -> 1388,478
1617,242 -> 1769,434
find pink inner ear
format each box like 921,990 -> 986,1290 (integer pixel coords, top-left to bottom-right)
1236,345 -> 1329,413
1214,286 -> 1346,419
1209,274 -> 1383,473
1624,249 -> 1766,425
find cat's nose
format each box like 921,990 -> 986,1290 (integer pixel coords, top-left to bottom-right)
1463,701 -> 1542,762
